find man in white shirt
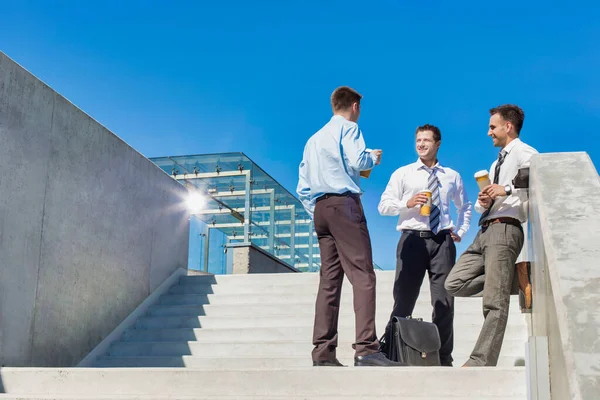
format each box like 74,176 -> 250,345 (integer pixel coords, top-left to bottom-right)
444,104 -> 538,366
378,124 -> 472,367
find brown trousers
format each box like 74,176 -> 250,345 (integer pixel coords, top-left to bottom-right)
312,194 -> 380,361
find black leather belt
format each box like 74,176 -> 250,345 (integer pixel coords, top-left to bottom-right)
403,229 -> 450,238
316,191 -> 360,203
481,217 -> 522,229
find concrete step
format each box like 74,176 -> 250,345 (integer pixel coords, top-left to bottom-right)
135,310 -> 527,329
107,339 -> 526,358
160,293 -> 398,306
0,367 -> 527,397
169,281 -> 407,295
120,324 -> 527,343
157,291 -> 522,306
0,395 -> 524,400
178,271 -> 399,286
147,297 -> 506,317
93,354 -> 525,368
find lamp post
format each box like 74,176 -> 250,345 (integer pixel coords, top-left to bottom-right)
199,232 -> 206,271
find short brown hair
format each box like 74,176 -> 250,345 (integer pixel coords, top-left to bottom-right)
489,104 -> 525,135
331,86 -> 362,112
415,124 -> 441,142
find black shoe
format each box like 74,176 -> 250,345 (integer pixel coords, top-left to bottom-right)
354,352 -> 406,367
313,358 -> 346,367
441,361 -> 453,367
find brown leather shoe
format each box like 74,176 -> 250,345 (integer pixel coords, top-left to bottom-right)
516,262 -> 532,310
313,358 -> 345,367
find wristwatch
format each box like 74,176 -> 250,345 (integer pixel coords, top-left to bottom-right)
504,185 -> 512,196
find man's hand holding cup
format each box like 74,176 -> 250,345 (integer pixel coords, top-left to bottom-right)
478,191 -> 492,209
475,170 -> 496,208
371,149 -> 383,165
483,184 -> 508,199
407,191 -> 431,212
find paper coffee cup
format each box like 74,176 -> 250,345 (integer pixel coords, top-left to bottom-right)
419,190 -> 432,216
474,170 -> 491,190
360,169 -> 372,178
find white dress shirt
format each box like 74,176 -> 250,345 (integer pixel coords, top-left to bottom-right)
378,159 -> 473,238
476,138 -> 538,223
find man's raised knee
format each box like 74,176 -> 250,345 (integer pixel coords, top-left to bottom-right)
444,275 -> 461,296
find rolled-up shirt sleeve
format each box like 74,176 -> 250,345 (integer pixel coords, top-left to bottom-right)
453,174 -> 472,238
341,125 -> 374,171
296,156 -> 314,218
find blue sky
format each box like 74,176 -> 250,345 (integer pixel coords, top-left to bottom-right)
2,1 -> 599,269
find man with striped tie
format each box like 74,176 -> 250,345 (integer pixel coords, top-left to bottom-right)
378,124 -> 472,367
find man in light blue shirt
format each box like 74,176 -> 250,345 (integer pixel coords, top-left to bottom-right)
297,86 -> 401,367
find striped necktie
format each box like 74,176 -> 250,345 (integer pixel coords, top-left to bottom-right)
424,166 -> 441,234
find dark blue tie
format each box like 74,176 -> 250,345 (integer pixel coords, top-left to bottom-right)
424,166 -> 441,234
478,151 -> 506,226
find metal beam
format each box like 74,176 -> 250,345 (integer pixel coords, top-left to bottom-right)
240,232 -> 315,239
191,205 -> 294,215
243,171 -> 251,242
268,190 -> 275,252
290,205 -> 296,266
210,189 -> 273,198
174,170 -> 250,180
203,227 -> 210,273
209,219 -> 295,228
295,244 -> 320,249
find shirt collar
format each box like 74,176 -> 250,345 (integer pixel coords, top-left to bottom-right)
502,138 -> 521,155
331,115 -> 349,122
416,158 -> 445,173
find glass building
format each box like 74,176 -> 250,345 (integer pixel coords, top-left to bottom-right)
151,152 -> 381,274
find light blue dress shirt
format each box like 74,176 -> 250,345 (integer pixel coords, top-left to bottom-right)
296,115 -> 376,218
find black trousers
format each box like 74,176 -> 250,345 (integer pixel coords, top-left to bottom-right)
389,230 -> 456,365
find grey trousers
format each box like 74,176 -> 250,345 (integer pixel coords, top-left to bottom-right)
444,222 -> 524,366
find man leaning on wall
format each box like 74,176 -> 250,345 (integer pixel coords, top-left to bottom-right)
444,104 -> 538,367
297,86 -> 402,367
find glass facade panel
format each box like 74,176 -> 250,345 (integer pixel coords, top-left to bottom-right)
151,152 -> 381,273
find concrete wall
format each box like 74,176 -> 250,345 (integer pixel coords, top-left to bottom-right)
529,152 -> 600,399
0,52 -> 189,366
228,243 -> 299,274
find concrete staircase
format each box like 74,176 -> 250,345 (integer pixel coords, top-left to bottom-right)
0,271 -> 529,399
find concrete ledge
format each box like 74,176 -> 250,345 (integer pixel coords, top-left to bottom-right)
227,242 -> 299,274
77,268 -> 187,367
530,152 -> 600,399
